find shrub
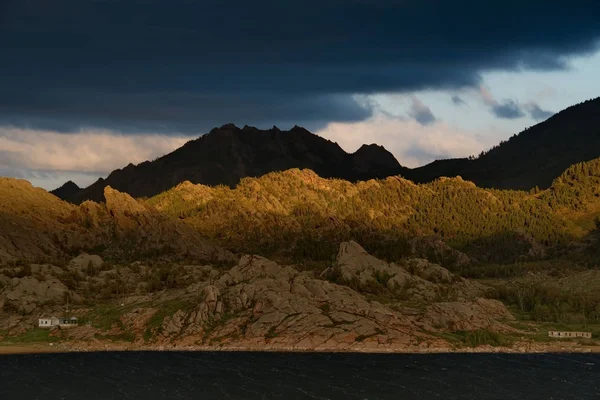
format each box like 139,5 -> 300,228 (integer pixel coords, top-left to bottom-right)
454,330 -> 503,347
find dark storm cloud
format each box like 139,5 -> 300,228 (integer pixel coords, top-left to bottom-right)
1,0 -> 599,133
527,102 -> 555,121
0,92 -> 373,133
408,97 -> 437,126
491,100 -> 526,119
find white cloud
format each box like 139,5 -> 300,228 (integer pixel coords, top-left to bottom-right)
479,85 -> 498,107
317,114 -> 495,168
0,127 -> 190,189
0,127 -> 189,173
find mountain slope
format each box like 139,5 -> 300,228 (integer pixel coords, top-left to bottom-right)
0,178 -> 233,265
406,97 -> 600,189
54,124 -> 405,204
145,158 -> 600,265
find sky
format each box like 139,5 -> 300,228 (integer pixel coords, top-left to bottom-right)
1,0 -> 600,190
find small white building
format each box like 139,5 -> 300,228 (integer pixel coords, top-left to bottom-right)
38,316 -> 60,328
548,331 -> 592,339
38,316 -> 78,328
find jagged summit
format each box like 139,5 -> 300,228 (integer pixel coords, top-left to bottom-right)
53,124 -> 405,204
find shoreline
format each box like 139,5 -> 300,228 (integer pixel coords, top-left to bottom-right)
2,341 -> 599,355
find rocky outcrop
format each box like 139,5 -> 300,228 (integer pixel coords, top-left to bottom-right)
69,254 -> 104,270
0,276 -> 75,315
1,241 -> 516,351
325,241 -> 488,303
408,236 -> 472,267
141,253 -> 437,351
101,186 -> 235,262
115,245 -> 510,350
418,298 -> 516,333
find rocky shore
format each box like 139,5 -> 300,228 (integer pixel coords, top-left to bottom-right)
2,340 -> 598,355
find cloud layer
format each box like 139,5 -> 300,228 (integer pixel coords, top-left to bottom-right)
1,0 -> 599,132
479,86 -> 555,121
0,127 -> 189,188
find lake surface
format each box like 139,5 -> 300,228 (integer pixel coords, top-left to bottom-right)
1,351 -> 599,399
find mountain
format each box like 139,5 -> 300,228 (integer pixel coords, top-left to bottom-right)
53,124 -> 405,204
50,180 -> 81,200
405,97 -> 600,189
52,97 -> 600,203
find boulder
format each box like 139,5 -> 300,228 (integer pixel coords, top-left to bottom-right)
70,253 -> 104,270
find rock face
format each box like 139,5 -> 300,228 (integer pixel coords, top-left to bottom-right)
101,186 -> 235,262
325,241 -> 488,303
70,254 -> 104,270
1,276 -> 71,315
117,244 -> 510,350
147,254 -> 435,351
408,236 -> 472,267
0,241 -> 516,351
418,299 -> 516,333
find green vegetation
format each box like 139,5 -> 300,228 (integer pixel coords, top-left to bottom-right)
201,312 -> 235,343
85,303 -> 135,331
145,158 -> 600,267
1,328 -> 62,344
94,332 -> 136,342
143,299 -> 194,340
264,326 -> 278,339
442,329 -> 508,348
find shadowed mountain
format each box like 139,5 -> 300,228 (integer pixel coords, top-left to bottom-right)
405,97 -> 600,189
53,124 -> 406,204
51,97 -> 600,203
50,180 -> 81,201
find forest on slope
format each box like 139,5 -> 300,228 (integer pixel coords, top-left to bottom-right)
406,97 -> 600,190
145,157 -> 600,268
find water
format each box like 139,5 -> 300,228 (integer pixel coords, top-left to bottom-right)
1,351 -> 599,399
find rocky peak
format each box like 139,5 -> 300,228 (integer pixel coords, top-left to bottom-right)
351,143 -> 401,173
104,186 -> 147,216
52,180 -> 80,193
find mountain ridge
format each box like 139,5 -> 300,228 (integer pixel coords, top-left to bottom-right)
51,96 -> 600,203
53,124 -> 406,204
